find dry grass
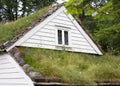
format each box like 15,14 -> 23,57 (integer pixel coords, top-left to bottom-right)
19,47 -> 120,85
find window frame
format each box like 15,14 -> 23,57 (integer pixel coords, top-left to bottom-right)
56,26 -> 71,47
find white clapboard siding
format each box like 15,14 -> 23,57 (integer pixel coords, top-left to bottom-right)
30,36 -> 55,41
58,12 -> 67,17
6,6 -> 102,55
71,48 -> 96,54
0,54 -> 33,86
55,16 -> 70,22
26,39 -> 55,44
21,43 -> 55,50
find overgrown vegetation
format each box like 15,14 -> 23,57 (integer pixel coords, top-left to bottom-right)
0,7 -> 50,45
66,0 -> 120,55
19,47 -> 120,85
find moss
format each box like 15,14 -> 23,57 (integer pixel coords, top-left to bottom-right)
0,6 -> 50,45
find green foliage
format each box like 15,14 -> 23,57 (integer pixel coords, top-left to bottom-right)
66,0 -> 120,54
0,0 -> 56,21
80,16 -> 98,34
19,47 -> 120,85
94,0 -> 120,54
65,0 -> 92,17
95,23 -> 120,55
0,7 -> 50,45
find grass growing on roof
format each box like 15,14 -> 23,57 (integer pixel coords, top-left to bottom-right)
19,47 -> 120,85
0,7 -> 50,45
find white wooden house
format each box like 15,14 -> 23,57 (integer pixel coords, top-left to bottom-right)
0,54 -> 34,86
6,5 -> 102,55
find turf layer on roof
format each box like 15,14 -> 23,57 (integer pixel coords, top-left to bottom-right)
0,7 -> 50,45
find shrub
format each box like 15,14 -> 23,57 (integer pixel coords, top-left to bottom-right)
95,23 -> 120,55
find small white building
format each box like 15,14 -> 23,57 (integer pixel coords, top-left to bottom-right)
0,54 -> 34,86
7,5 -> 102,55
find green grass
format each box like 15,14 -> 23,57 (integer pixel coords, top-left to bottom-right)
0,7 -> 50,45
19,47 -> 120,85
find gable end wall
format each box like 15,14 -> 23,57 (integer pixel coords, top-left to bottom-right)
6,6 -> 102,55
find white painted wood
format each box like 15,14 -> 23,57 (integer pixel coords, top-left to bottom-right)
37,29 -> 55,34
51,18 -> 73,26
0,54 -> 34,86
35,32 -> 55,37
30,35 -> 55,41
6,6 -> 102,55
47,22 -> 74,29
71,41 -> 90,46
25,39 -> 55,44
55,16 -> 70,22
21,43 -> 56,50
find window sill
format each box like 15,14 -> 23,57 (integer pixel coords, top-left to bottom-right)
56,44 -> 71,48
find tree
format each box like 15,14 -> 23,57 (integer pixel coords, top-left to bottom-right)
0,0 -> 56,21
66,0 -> 120,54
95,0 -> 120,54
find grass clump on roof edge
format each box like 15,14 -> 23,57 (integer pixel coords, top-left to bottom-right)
19,47 -> 120,85
0,6 -> 50,45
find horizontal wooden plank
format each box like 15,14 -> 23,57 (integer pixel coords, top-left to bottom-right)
47,22 -> 75,29
0,59 -> 10,64
43,24 -> 56,30
0,78 -> 27,83
25,39 -> 55,44
51,18 -> 73,26
37,28 -> 55,34
71,30 -> 82,35
21,43 -> 56,50
0,63 -> 15,68
58,12 -> 67,17
30,35 -> 55,41
0,67 -> 16,70
0,67 -> 19,73
71,37 -> 86,42
55,15 -> 70,22
72,45 -> 93,50
71,41 -> 90,46
0,73 -> 24,78
0,62 -> 11,65
0,72 -> 19,75
0,83 -> 29,86
71,33 -> 85,39
0,57 -> 7,61
71,48 -> 96,54
35,32 -> 55,38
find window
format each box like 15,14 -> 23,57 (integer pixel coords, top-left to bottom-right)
58,30 -> 62,44
57,30 -> 69,45
64,31 -> 68,45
